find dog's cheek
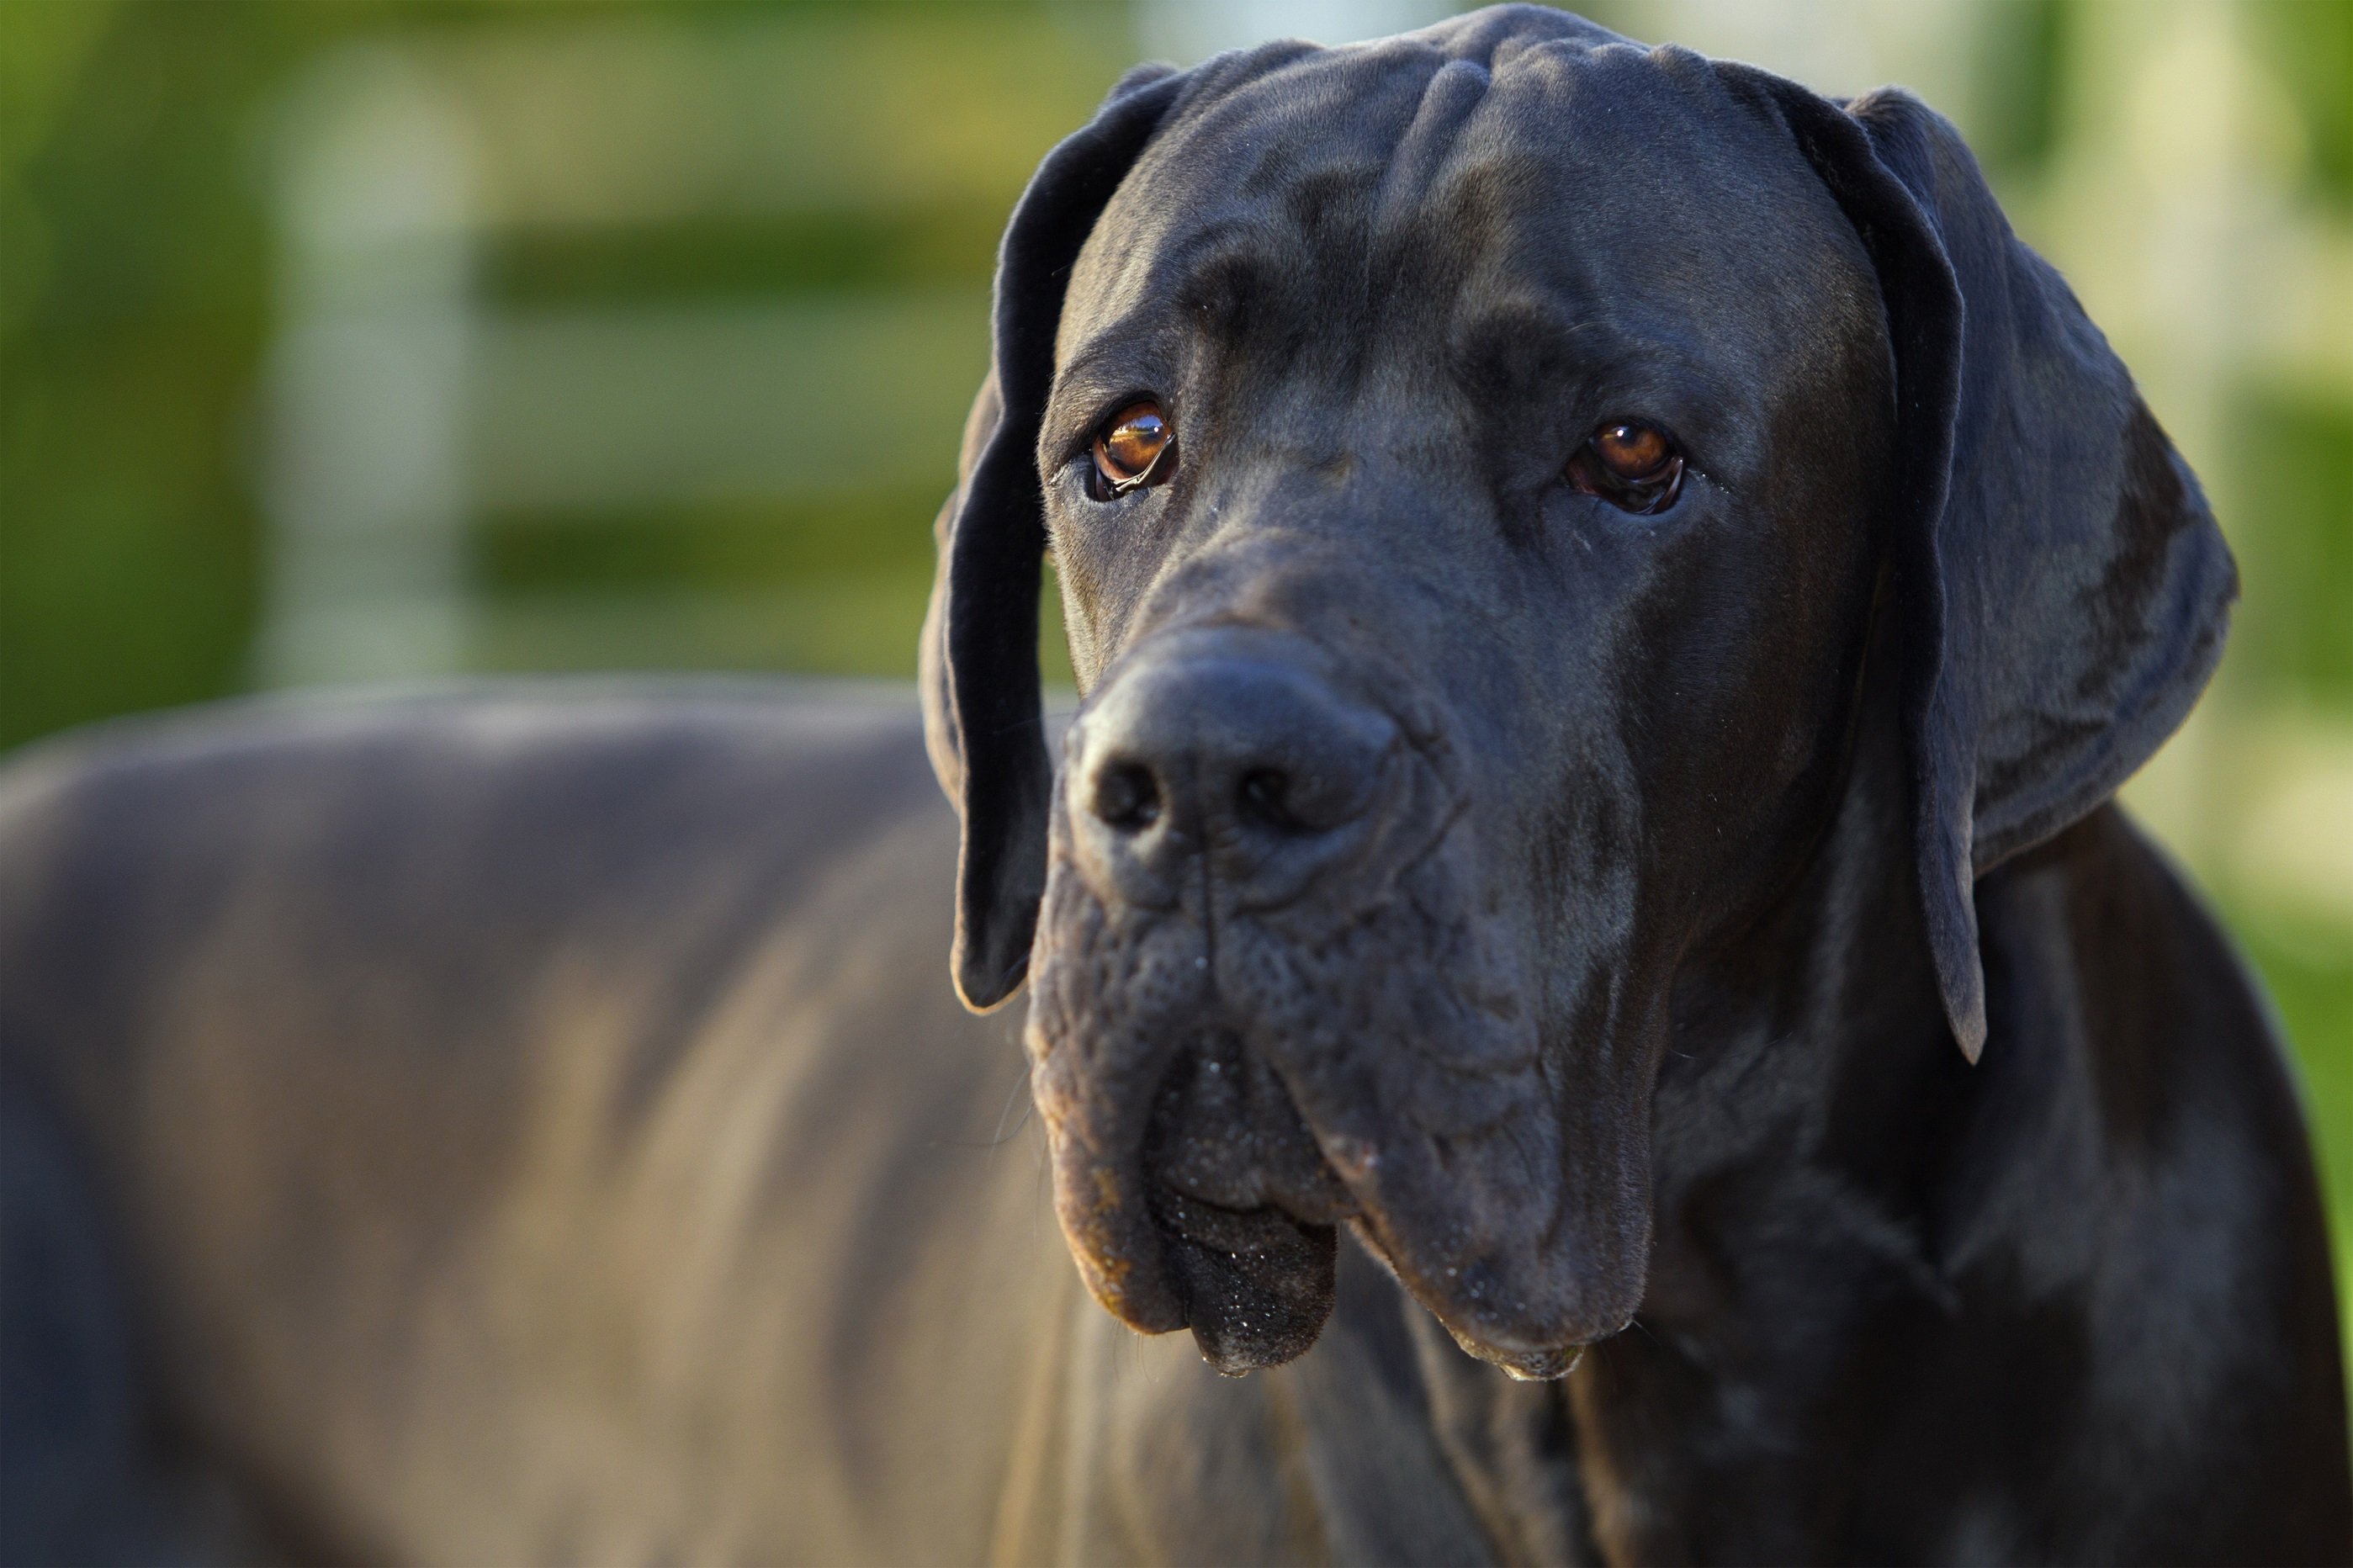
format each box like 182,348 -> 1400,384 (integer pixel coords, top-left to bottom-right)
1027,856 -> 1203,1160
1024,863 -> 1110,1140
1027,845 -> 1216,1337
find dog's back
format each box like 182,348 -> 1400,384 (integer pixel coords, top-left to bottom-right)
0,685 -> 1068,1564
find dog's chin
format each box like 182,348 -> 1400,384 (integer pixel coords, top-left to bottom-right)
1346,1216 -> 1594,1380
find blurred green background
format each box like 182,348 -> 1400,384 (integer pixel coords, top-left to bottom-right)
2,0 -> 2348,1322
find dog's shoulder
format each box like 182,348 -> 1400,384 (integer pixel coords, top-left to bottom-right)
1977,803 -> 2298,1140
1953,803 -> 2349,1554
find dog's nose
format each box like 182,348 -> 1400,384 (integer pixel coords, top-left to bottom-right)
1073,634 -> 1396,907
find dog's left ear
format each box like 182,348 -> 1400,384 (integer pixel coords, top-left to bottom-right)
1728,72 -> 2238,1062
919,63 -> 1193,1012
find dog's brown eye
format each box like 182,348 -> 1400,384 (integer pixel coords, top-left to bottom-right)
1091,401 -> 1174,496
1594,422 -> 1668,479
1566,420 -> 1683,514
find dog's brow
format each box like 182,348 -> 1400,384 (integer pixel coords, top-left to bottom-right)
1041,339 -> 1189,472
1449,301 -> 1742,444
1170,241 -> 1288,342
1045,242 -> 1280,449
1050,241 -> 1247,424
1448,303 -> 1601,403
1121,215 -> 1296,339
1054,342 -> 1144,399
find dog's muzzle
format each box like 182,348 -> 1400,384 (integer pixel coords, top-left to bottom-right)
1029,626 -> 1591,1378
1040,628 -> 1401,1370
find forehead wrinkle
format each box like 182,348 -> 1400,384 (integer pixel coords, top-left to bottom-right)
1075,38 -> 1566,371
1163,226 -> 1295,344
1065,161 -> 1388,401
1369,56 -> 1494,252
1356,42 -> 1636,358
1097,40 -> 1445,280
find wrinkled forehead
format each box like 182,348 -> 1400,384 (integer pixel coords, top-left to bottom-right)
1060,31 -> 1876,395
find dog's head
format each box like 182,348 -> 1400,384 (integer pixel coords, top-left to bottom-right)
920,7 -> 2233,1377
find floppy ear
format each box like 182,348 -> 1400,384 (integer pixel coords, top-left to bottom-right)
1728,73 -> 2237,1062
919,63 -> 1191,1012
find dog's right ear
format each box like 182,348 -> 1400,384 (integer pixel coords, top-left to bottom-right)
1727,71 -> 2236,1064
919,63 -> 1190,1012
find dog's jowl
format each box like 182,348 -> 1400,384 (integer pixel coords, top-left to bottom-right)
4,7 -> 2347,1565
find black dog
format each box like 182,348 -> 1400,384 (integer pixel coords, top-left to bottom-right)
3,8 -> 2345,1562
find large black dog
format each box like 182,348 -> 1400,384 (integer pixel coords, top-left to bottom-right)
3,8 -> 2345,1563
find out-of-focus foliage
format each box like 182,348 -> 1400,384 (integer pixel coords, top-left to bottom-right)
2234,387 -> 2353,711
3,0 -> 289,746
2,1 -> 1123,746
2248,0 -> 2353,215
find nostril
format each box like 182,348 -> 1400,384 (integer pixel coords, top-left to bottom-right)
1090,760 -> 1162,833
1237,768 -> 1301,833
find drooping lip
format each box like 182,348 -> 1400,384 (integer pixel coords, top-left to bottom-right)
1132,1028 -> 1360,1372
1287,1073 -> 1641,1378
1149,1187 -> 1340,1375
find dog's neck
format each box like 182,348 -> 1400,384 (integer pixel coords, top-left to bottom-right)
1540,643 -> 1986,1560
1391,612 -> 2004,1561
1643,658 -> 1972,1313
